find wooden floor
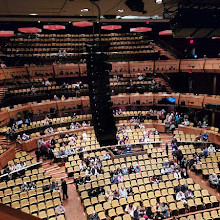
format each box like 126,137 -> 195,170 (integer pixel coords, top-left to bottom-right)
29,133 -> 220,220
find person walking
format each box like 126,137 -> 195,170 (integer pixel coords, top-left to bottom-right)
61,179 -> 68,200
35,148 -> 41,162
166,142 -> 169,156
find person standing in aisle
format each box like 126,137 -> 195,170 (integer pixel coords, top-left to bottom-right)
61,179 -> 68,200
166,142 -> 169,156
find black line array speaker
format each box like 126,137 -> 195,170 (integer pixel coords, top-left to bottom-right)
86,43 -> 117,146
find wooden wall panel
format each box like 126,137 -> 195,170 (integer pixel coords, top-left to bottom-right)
180,59 -> 205,73
204,59 -> 220,73
110,62 -> 129,75
129,61 -> 154,74
54,64 -> 79,77
155,60 -> 180,73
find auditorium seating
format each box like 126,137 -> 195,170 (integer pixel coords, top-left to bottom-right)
69,151 -> 219,219
0,150 -> 65,220
2,33 -> 159,62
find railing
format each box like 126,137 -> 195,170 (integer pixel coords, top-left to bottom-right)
0,58 -> 220,81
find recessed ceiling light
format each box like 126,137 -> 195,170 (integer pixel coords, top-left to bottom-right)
81,8 -> 89,12
29,13 -> 38,16
117,9 -> 124,12
155,0 -> 163,4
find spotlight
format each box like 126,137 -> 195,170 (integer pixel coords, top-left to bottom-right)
194,55 -> 197,58
117,9 -> 124,12
29,13 -> 38,16
156,0 -> 163,4
38,20 -> 41,23
81,8 -> 89,12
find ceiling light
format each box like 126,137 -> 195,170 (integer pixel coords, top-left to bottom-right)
155,0 -> 163,4
81,8 -> 89,12
29,13 -> 38,16
38,20 -> 40,23
117,9 -> 124,12
69,21 -> 71,23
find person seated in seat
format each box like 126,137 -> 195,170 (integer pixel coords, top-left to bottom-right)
118,174 -> 125,183
50,181 -> 58,191
113,189 -> 120,199
128,165 -> 135,174
122,166 -> 128,175
79,161 -> 87,171
208,144 -> 216,153
134,164 -> 141,173
161,167 -> 169,175
160,202 -> 169,219
203,147 -> 209,158
174,170 -> 182,179
176,191 -> 187,204
134,206 -> 142,220
56,204 -> 65,215
110,175 -> 118,184
105,189 -> 113,203
21,182 -> 29,192
185,189 -> 194,200
125,203 -> 136,218
182,118 -> 189,126
209,173 -> 219,188
175,184 -> 184,193
150,175 -> 160,184
102,152 -> 110,160
202,131 -> 209,141
22,133 -> 30,141
29,181 -> 37,190
181,168 -> 189,179
127,187 -> 134,196
89,210 -> 100,220
119,186 -> 128,198
124,144 -> 132,154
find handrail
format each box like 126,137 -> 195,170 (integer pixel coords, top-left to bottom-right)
0,93 -> 219,127
0,58 -> 220,81
167,206 -> 220,220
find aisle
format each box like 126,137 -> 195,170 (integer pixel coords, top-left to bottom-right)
29,151 -> 87,220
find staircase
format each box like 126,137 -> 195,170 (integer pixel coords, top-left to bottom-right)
160,133 -> 173,159
0,135 -> 11,147
0,87 -> 7,104
28,150 -> 74,186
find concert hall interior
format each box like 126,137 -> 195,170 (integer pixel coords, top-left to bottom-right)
0,0 -> 219,220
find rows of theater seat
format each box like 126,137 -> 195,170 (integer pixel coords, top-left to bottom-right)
3,33 -> 159,60
70,150 -> 219,219
0,150 -> 65,220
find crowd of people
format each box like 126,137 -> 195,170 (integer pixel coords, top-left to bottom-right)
6,161 -> 27,173
74,153 -> 111,190
175,184 -> 194,204
21,181 -> 36,192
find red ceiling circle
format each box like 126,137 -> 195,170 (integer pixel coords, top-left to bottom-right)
130,27 -> 152,32
18,27 -> 42,33
72,21 -> 93,27
159,30 -> 173,35
0,31 -> 14,37
101,25 -> 122,30
43,25 -> 65,30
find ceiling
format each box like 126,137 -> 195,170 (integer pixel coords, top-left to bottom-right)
0,0 -> 178,22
